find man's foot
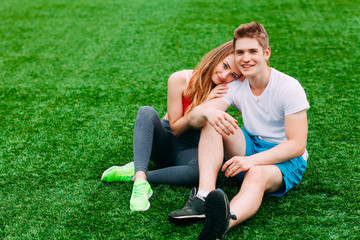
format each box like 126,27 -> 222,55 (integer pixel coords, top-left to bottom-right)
168,188 -> 206,224
130,178 -> 153,211
101,162 -> 135,182
198,189 -> 230,240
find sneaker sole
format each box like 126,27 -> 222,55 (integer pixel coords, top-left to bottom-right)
168,214 -> 206,225
101,162 -> 134,181
198,189 -> 230,240
130,189 -> 153,212
168,216 -> 205,225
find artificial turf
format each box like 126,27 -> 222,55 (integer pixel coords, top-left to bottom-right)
0,0 -> 359,239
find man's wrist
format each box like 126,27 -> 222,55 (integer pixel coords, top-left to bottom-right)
248,155 -> 258,166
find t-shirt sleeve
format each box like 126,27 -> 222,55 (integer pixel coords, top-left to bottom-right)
221,80 -> 239,106
282,80 -> 310,116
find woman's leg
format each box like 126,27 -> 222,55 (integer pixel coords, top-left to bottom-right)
130,106 -> 176,211
147,148 -> 199,186
133,106 -> 172,179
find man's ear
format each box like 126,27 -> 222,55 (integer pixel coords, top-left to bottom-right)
265,47 -> 271,61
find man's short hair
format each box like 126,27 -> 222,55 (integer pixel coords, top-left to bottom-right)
233,22 -> 269,51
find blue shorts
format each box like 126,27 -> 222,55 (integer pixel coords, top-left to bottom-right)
234,129 -> 307,197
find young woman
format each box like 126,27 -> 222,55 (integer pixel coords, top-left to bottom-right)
101,41 -> 242,211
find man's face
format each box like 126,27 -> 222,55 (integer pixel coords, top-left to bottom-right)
234,37 -> 270,79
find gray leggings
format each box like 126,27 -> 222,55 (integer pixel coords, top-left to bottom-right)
133,106 -> 200,186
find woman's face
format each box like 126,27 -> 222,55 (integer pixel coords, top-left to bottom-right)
212,54 -> 241,85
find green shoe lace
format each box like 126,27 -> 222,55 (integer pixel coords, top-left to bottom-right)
130,179 -> 153,211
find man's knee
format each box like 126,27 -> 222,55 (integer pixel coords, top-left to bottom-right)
201,122 -> 213,132
201,122 -> 222,138
245,166 -> 276,185
245,165 -> 283,191
245,166 -> 264,181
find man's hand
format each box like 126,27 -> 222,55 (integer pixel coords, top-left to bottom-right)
222,156 -> 254,177
204,107 -> 239,135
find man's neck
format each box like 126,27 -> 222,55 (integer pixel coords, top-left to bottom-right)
247,66 -> 271,96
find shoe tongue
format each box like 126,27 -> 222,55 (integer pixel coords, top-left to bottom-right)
134,178 -> 147,184
196,194 -> 206,202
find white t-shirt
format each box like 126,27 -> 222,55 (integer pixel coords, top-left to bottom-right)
222,68 -> 310,159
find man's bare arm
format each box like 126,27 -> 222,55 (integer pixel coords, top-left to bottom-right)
222,110 -> 308,177
188,98 -> 239,135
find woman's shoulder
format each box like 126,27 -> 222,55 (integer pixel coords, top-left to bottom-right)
168,70 -> 193,85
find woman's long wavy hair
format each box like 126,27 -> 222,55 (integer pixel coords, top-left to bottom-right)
184,40 -> 234,114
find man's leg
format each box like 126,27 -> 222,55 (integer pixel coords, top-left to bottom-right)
228,165 -> 284,228
219,128 -> 284,227
198,165 -> 284,239
168,123 -> 227,224
197,123 -> 225,192
197,127 -> 247,239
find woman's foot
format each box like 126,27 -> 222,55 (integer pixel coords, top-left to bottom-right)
101,162 -> 135,182
130,178 -> 153,211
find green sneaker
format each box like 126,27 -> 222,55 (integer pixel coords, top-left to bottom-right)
101,162 -> 135,182
130,178 -> 153,211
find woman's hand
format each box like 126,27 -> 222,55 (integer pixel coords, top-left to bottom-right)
206,84 -> 228,102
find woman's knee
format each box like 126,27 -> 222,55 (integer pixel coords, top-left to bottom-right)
137,106 -> 159,122
138,106 -> 157,117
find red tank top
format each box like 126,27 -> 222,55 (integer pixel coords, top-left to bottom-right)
182,70 -> 195,112
182,95 -> 192,113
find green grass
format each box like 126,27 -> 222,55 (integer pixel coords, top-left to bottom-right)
0,0 -> 359,239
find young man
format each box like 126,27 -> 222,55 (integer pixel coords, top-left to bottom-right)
168,22 -> 310,239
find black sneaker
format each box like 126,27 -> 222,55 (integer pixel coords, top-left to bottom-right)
198,189 -> 230,240
168,188 -> 206,224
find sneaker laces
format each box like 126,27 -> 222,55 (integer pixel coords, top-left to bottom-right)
132,182 -> 147,198
182,189 -> 197,208
185,195 -> 195,206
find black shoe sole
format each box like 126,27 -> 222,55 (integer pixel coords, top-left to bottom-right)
168,215 -> 205,225
198,189 -> 230,240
